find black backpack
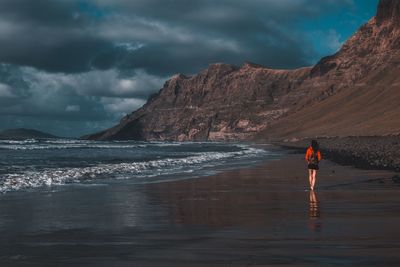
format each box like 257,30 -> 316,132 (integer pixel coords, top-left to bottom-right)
310,150 -> 319,165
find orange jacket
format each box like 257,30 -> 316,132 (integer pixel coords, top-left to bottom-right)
305,147 -> 321,162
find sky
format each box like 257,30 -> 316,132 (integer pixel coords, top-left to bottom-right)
0,0 -> 379,137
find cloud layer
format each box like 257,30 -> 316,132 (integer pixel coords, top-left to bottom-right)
0,64 -> 165,136
0,0 -> 358,74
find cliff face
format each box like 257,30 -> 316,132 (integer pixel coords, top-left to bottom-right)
259,0 -> 400,139
376,0 -> 400,25
86,0 -> 400,141
88,63 -> 310,141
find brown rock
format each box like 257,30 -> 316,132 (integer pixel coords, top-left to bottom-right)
85,0 -> 400,141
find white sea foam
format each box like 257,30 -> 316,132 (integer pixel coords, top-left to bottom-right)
0,145 -> 266,193
0,144 -> 149,150
0,139 -> 195,150
0,139 -> 38,144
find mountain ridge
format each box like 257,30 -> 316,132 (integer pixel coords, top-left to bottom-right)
84,0 -> 400,141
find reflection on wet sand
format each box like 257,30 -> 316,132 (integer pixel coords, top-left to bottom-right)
309,190 -> 321,232
148,172 -> 279,227
147,166 -> 307,228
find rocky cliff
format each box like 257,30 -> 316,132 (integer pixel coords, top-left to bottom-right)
86,63 -> 311,141
85,0 -> 400,141
259,0 -> 400,139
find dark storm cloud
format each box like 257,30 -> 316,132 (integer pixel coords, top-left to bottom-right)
0,0 -> 76,25
0,0 -> 117,73
0,0 -> 354,74
0,64 -> 113,137
89,0 -> 355,73
0,64 -> 109,121
0,63 -> 166,136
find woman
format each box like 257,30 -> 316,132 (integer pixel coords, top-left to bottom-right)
305,140 -> 322,191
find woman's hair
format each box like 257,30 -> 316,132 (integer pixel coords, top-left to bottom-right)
311,140 -> 319,152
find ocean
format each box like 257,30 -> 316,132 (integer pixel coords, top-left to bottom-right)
0,139 -> 274,193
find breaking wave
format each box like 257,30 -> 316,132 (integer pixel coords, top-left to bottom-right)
0,140 -> 270,193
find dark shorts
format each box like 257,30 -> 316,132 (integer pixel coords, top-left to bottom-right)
308,164 -> 319,170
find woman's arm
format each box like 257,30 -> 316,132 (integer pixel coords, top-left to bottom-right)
305,148 -> 311,162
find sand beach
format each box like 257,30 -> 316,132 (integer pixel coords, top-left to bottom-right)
0,148 -> 399,266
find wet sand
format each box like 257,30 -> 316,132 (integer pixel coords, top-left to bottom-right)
1,152 -> 400,266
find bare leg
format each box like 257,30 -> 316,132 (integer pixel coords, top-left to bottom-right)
308,169 -> 313,190
311,170 -> 317,190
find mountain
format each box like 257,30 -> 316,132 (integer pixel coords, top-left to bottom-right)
0,128 -> 59,140
84,64 -> 310,141
258,0 -> 400,140
85,0 -> 400,141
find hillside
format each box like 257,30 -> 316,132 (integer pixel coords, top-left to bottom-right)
259,0 -> 400,140
84,64 -> 311,141
85,0 -> 400,141
0,128 -> 59,140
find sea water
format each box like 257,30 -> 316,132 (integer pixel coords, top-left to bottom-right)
0,139 -> 276,193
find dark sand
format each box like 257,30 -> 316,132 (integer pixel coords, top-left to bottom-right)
1,152 -> 400,266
